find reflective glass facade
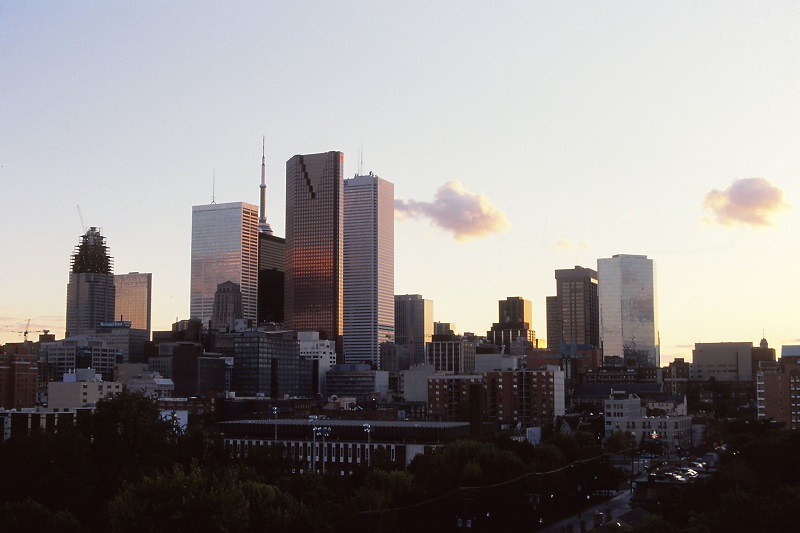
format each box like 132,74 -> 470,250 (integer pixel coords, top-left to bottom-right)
598,254 -> 659,366
257,233 -> 285,324
285,152 -> 344,352
343,173 -> 394,366
114,272 -> 152,337
190,202 -> 259,327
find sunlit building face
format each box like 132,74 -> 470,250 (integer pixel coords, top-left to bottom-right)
343,174 -> 394,366
190,202 -> 259,328
285,152 -> 344,353
598,254 -> 659,367
114,272 -> 152,336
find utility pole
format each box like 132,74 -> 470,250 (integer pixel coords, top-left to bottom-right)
363,423 -> 373,468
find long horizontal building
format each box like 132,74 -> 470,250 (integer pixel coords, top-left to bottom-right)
218,418 -> 470,472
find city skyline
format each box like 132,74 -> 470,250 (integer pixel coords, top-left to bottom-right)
2,2 -> 799,361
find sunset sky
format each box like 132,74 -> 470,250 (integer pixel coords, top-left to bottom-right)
1,1 -> 798,361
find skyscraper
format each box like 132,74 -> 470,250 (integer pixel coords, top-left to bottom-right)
546,266 -> 599,349
394,295 -> 433,366
66,227 -> 115,337
210,281 -> 243,331
256,140 -> 286,324
114,272 -> 152,337
487,296 -> 536,352
284,152 -> 344,354
597,254 -> 659,367
190,202 -> 259,327
343,172 -> 394,366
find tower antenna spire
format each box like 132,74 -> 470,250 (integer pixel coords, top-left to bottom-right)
358,140 -> 364,175
212,169 -> 216,204
258,135 -> 273,235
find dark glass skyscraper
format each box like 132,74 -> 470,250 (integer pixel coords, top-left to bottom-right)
65,227 -> 115,338
285,152 -> 344,354
487,296 -> 536,351
394,294 -> 433,366
547,266 -> 599,349
258,233 -> 285,324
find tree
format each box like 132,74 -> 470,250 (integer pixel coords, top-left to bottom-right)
109,463 -> 308,532
606,430 -> 636,453
0,499 -> 80,533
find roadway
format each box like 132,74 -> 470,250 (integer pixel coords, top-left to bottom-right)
541,489 -> 633,532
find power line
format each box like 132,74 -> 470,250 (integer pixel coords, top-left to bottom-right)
313,446 -> 637,532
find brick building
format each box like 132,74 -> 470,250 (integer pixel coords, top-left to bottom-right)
0,354 -> 38,409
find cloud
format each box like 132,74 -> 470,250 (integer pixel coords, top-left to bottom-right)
703,177 -> 790,227
395,181 -> 509,240
554,239 -> 590,250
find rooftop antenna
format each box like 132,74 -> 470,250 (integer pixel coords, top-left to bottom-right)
358,140 -> 364,175
211,169 -> 216,204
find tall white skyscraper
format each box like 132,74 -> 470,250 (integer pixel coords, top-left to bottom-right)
343,173 -> 394,366
190,202 -> 259,327
597,254 -> 659,367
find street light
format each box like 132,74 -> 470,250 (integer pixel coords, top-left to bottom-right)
272,406 -> 279,442
363,423 -> 373,467
312,425 -> 332,474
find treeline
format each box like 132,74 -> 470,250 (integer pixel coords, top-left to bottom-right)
632,421 -> 800,532
0,392 -> 623,532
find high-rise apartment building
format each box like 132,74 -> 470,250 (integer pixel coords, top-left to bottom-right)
487,296 -> 536,352
546,266 -> 599,349
256,140 -> 286,325
284,152 -> 344,353
394,295 -> 433,366
343,173 -> 394,366
66,227 -> 115,338
190,202 -> 259,328
114,272 -> 152,337
598,254 -> 659,367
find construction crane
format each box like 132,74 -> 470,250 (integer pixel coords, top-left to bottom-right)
77,204 -> 86,232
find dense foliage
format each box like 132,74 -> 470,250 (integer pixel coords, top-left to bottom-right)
632,421 -> 800,532
0,392 -> 624,531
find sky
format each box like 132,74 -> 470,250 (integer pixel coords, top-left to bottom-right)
1,1 -> 798,362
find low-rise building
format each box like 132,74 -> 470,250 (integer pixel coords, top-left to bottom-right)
604,392 -> 691,450
693,342 -> 754,382
125,371 -> 174,398
218,418 -> 471,472
47,370 -> 122,409
0,407 -> 93,442
325,364 -> 389,402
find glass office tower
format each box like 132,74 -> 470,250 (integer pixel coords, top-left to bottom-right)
394,294 -> 434,366
285,152 -> 344,354
597,254 -> 659,366
343,173 -> 395,366
190,202 -> 259,327
547,266 -> 599,349
114,272 -> 152,337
